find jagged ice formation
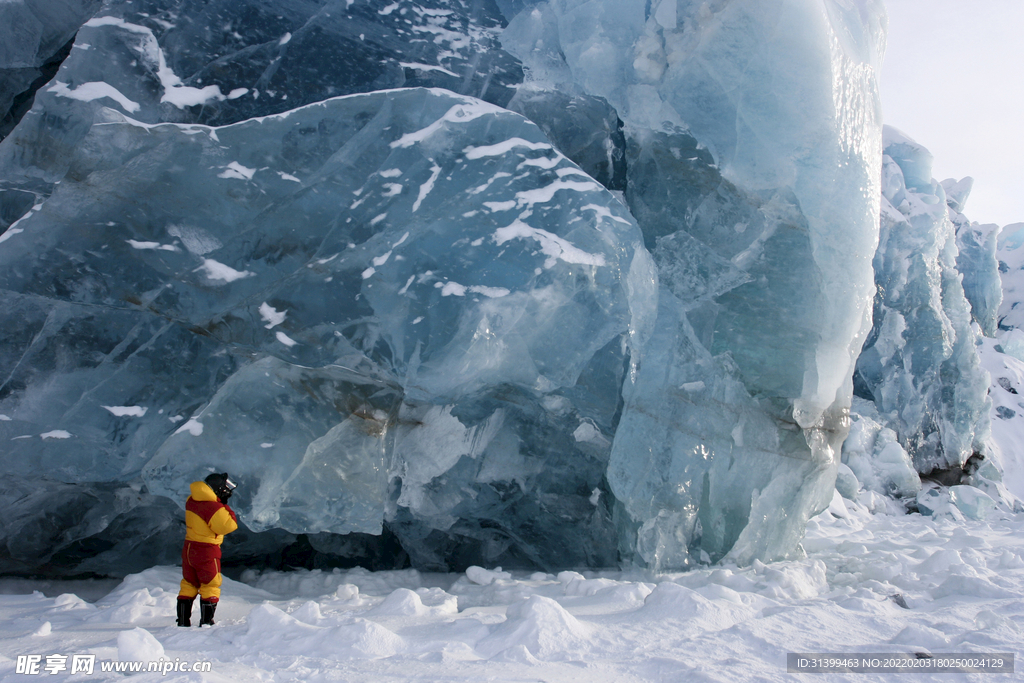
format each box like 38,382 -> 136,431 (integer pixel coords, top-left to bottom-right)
0,0 -> 1002,577
852,126 -> 993,478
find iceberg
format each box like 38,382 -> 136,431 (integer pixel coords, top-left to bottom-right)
3,0 -> 1000,576
853,127 -> 991,474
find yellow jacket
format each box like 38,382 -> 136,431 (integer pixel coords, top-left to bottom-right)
184,481 -> 238,545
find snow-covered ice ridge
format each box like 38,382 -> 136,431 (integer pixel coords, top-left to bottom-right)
0,0 -> 1020,577
1,499 -> 1022,682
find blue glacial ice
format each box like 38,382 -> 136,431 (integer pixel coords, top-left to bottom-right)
0,83 -> 653,570
997,222 -> 1024,333
853,127 -> 992,474
0,0 -> 1006,576
0,0 -> 103,140
841,398 -> 920,499
503,0 -> 886,566
0,0 -> 523,228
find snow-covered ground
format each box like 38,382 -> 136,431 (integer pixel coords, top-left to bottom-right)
1,490 -> 1021,682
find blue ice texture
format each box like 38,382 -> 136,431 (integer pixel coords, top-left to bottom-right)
503,0 -> 887,567
0,81 -> 653,569
853,126 -> 992,475
0,0 -> 1007,575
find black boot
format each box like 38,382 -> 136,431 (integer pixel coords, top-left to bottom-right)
199,599 -> 217,627
176,597 -> 194,627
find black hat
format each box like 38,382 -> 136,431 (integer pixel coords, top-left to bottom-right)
204,472 -> 237,502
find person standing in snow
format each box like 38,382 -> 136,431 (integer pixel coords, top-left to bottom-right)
177,472 -> 238,627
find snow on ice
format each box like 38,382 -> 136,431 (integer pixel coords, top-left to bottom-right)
0,5 -> 1023,679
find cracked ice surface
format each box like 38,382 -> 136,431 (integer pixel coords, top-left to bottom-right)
0,87 -> 653,568
502,0 -> 886,567
854,127 -> 992,474
0,0 -> 523,224
3,0 -> 995,576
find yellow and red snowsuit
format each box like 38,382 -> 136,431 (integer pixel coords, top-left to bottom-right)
178,480 -> 238,602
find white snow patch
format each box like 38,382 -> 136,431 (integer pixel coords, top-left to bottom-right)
16,512 -> 1018,683
469,285 -> 510,298
0,228 -> 24,244
40,430 -> 72,440
390,100 -> 504,149
465,566 -> 512,585
467,172 -> 512,195
259,303 -> 287,329
413,165 -> 442,212
398,275 -> 415,295
276,331 -> 298,347
515,179 -> 602,209
518,156 -> 564,171
175,419 -> 203,436
463,138 -> 551,159
196,259 -> 254,283
48,80 -> 140,113
573,420 -> 606,444
493,220 -> 606,268
84,16 -> 227,109
440,282 -> 467,297
380,168 -> 403,178
218,162 -> 257,180
102,406 -> 148,417
117,627 -> 164,662
555,167 -> 593,180
126,239 -> 178,251
581,203 -> 632,225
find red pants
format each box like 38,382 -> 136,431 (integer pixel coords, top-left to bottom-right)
179,540 -> 222,602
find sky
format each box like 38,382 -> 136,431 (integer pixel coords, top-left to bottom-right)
880,0 -> 1024,227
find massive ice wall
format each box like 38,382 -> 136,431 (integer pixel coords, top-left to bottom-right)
1,0 -> 897,574
502,0 -> 886,566
0,80 -> 654,570
853,127 -> 992,475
